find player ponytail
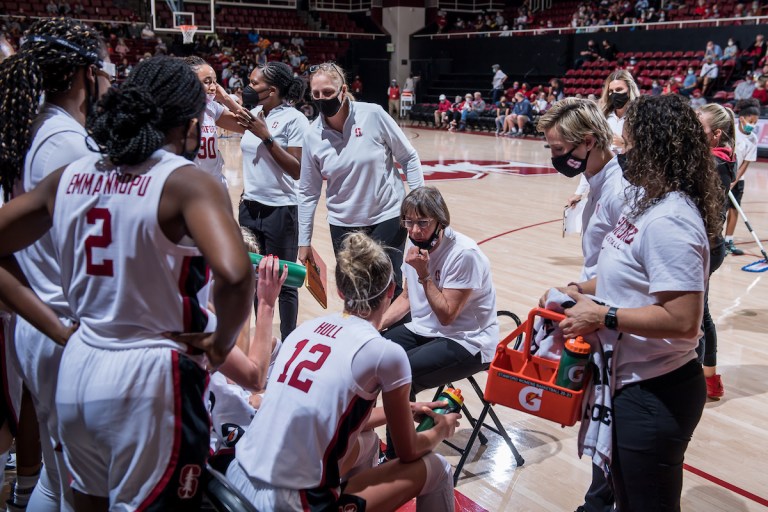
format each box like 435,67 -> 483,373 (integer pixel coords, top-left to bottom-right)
335,232 -> 393,318
0,17 -> 104,201
260,61 -> 306,105
88,55 -> 205,166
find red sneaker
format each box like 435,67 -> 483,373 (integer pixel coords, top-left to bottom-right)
706,374 -> 724,400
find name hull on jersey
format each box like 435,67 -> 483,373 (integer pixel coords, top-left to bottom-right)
65,172 -> 152,197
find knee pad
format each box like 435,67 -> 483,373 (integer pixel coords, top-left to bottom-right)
420,452 -> 451,496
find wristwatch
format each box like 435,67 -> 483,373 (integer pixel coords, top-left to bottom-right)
604,306 -> 619,330
262,136 -> 274,146
418,274 -> 432,284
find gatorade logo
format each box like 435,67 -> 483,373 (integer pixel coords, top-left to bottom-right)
568,366 -> 585,384
519,386 -> 543,412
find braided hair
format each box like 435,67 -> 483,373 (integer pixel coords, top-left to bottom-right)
0,17 -> 104,201
182,55 -> 208,70
260,61 -> 306,104
87,55 -> 205,166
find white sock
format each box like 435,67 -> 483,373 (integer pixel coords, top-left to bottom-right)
13,472 -> 39,507
0,450 -> 7,494
725,236 -> 733,242
415,453 -> 454,511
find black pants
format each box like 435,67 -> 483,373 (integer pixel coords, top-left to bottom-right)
382,325 -> 486,459
610,360 -> 706,512
699,240 -> 726,367
329,216 -> 407,297
239,200 -> 299,341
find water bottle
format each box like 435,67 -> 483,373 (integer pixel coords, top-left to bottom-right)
555,336 -> 591,391
416,388 -> 464,432
249,252 -> 307,288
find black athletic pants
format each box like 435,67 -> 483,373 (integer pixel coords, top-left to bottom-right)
239,200 -> 299,341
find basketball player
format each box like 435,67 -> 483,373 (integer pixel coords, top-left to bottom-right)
0,17 -> 114,511
227,232 -> 459,511
184,55 -> 248,187
0,55 -> 253,510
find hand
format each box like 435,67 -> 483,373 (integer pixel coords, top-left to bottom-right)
404,246 -> 429,281
422,408 -> 461,439
53,321 -> 79,347
558,291 -> 608,339
162,331 -> 231,369
248,393 -> 263,409
410,400 -> 448,423
566,194 -> 583,208
214,82 -> 229,103
612,134 -> 625,149
729,181 -> 736,190
298,245 -> 314,265
236,108 -> 270,140
257,254 -> 288,307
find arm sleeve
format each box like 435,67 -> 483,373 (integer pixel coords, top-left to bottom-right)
286,112 -> 309,147
298,132 -> 322,245
575,174 -> 590,196
641,215 -> 708,295
440,248 -> 483,290
746,137 -> 758,162
28,130 -> 91,189
351,337 -> 411,394
378,106 -> 424,191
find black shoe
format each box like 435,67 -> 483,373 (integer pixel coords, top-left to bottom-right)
726,240 -> 744,256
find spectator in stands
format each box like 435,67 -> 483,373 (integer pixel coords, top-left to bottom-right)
434,94 -> 452,129
352,75 -> 363,96
73,0 -> 84,16
290,35 -> 304,48
404,73 -> 415,95
46,0 -> 58,15
114,38 -> 128,58
651,80 -> 662,96
455,17 -> 466,30
663,79 -> 680,95
699,56 -> 719,96
505,80 -> 520,100
704,41 -> 723,62
118,57 -> 132,79
534,91 -> 549,113
447,94 -> 465,131
495,95 -> 511,135
577,39 -> 601,68
601,39 -> 617,61
154,37 -> 167,56
680,66 -> 698,96
388,79 -> 401,118
230,72 -> 244,90
499,24 -> 513,37
459,91 -> 485,131
739,34 -> 766,76
257,35 -> 271,51
504,92 -> 533,137
735,75 -> 757,100
752,77 -> 768,104
690,89 -> 708,109
436,10 -> 448,33
491,64 -> 507,103
723,38 -> 739,62
495,11 -> 506,27
57,0 -> 71,15
141,24 -> 154,40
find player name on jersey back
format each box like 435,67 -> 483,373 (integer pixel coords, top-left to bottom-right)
65,172 -> 152,197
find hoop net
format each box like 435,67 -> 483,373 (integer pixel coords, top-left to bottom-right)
179,25 -> 198,44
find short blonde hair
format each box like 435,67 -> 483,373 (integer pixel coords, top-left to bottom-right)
536,98 -> 613,151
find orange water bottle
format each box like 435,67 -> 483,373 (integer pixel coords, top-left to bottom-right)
555,336 -> 591,390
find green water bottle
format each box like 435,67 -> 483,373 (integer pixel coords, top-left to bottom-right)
249,253 -> 307,288
416,388 -> 464,432
555,336 -> 591,391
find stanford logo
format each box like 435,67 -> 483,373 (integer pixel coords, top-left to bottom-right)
178,464 -> 201,499
272,121 -> 279,129
566,158 -> 582,169
354,127 -> 363,137
398,160 -> 557,181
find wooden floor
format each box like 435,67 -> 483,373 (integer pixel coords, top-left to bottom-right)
220,126 -> 768,512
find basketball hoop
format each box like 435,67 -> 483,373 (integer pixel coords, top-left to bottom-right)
179,25 -> 198,45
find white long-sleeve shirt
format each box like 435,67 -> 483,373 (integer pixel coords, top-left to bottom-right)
298,101 -> 423,245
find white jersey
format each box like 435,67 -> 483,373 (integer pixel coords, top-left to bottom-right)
581,157 -> 629,280
735,126 -> 758,180
236,313 -> 410,490
194,99 -> 226,183
298,101 -> 424,245
241,103 -> 309,206
17,104 -> 91,318
52,149 -> 216,350
606,112 -> 626,154
596,192 -> 708,388
403,227 -> 499,363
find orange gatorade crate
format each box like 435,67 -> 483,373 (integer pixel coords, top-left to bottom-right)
484,308 -> 588,427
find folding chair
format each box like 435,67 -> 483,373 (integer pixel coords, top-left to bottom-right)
203,453 -> 258,512
432,310 -> 526,485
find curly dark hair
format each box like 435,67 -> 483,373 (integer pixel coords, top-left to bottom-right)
623,94 -> 724,244
0,17 -> 105,201
87,55 -> 205,166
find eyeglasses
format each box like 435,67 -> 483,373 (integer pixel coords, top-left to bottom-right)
308,62 -> 344,79
402,218 -> 433,229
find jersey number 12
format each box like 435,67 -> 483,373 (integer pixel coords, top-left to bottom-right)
276,339 -> 331,393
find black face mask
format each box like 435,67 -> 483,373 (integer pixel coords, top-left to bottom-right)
551,146 -> 591,178
181,121 -> 202,161
315,91 -> 344,118
610,91 -> 630,110
409,225 -> 442,251
242,85 -> 270,107
616,152 -> 628,172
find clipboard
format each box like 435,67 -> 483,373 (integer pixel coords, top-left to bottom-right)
305,247 -> 328,309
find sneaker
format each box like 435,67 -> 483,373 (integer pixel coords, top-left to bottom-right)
5,452 -> 15,470
706,374 -> 724,399
726,240 -> 744,256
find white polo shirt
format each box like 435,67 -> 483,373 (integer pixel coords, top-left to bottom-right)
596,192 -> 709,388
735,126 -> 758,180
241,103 -> 310,206
298,101 -> 423,245
402,227 -> 499,363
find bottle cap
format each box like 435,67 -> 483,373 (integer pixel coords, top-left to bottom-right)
565,336 -> 591,355
443,388 -> 464,407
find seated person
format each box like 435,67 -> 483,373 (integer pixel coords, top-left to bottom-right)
503,92 -> 534,136
381,186 -> 498,461
698,56 -> 719,96
458,91 -> 485,131
434,94 -> 452,128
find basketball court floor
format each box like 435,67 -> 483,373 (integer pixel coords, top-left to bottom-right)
220,126 -> 768,512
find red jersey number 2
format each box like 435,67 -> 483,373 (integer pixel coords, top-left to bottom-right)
85,207 -> 114,277
276,339 -> 331,393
